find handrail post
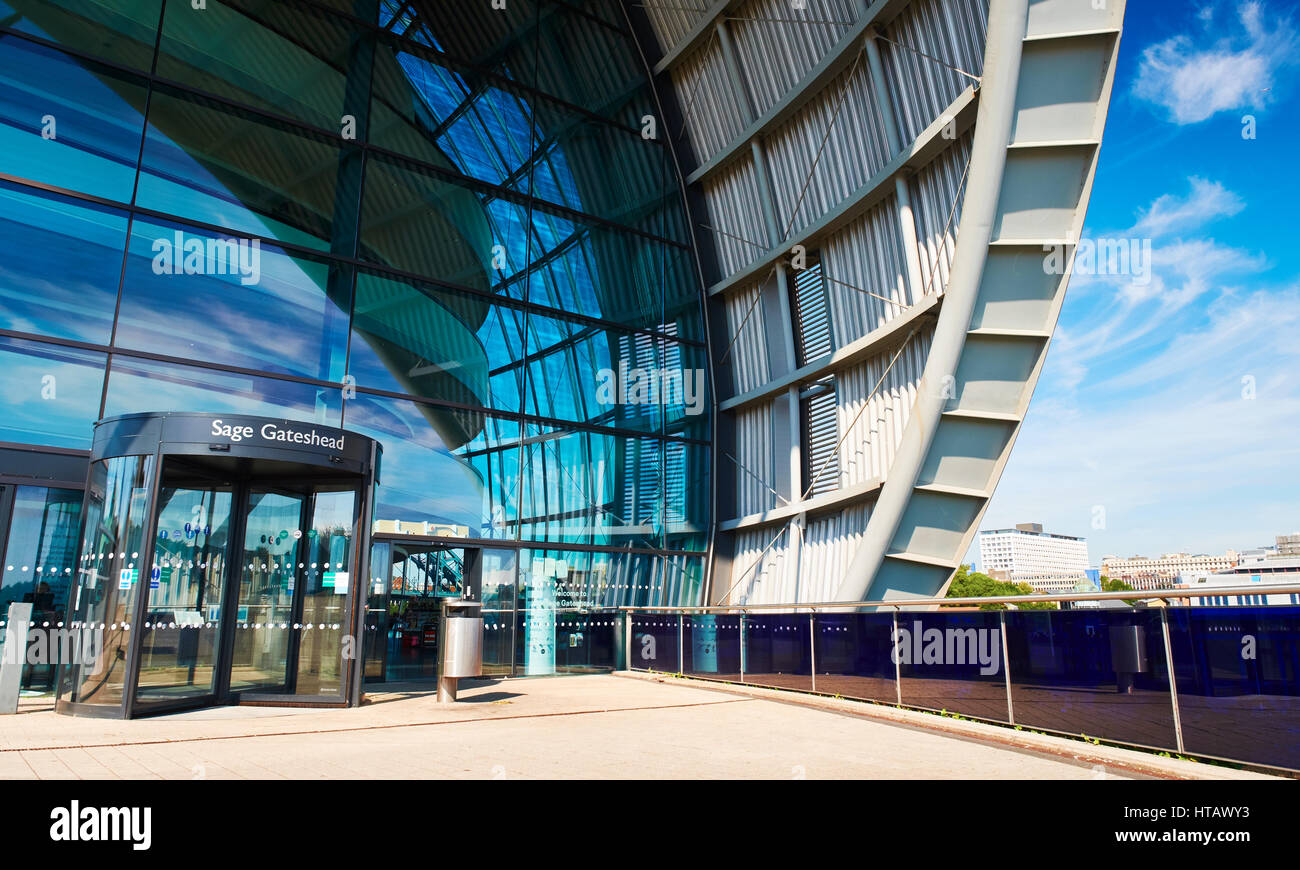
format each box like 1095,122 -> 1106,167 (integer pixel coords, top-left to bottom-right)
1158,602 -> 1185,754
891,607 -> 902,705
623,610 -> 632,671
1000,609 -> 1014,725
739,612 -> 746,682
678,613 -> 684,675
809,611 -> 817,693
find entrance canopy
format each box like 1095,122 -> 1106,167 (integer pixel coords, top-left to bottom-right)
57,413 -> 381,718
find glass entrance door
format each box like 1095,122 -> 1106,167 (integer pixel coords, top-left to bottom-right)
229,488 -> 304,693
230,483 -> 357,700
134,469 -> 234,707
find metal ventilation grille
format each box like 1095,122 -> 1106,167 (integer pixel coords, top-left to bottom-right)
802,376 -> 839,497
791,259 -> 833,367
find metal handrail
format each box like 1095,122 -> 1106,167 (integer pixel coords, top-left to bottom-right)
612,583 -> 1300,613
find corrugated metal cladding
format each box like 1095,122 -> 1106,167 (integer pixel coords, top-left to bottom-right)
729,0 -> 860,117
908,132 -> 973,297
730,502 -> 871,604
822,194 -> 910,345
701,156 -> 768,274
641,2 -> 701,56
733,399 -> 777,516
673,44 -> 748,164
633,0 -> 993,603
835,324 -> 933,488
764,59 -> 893,237
881,0 -> 989,142
724,281 -> 770,394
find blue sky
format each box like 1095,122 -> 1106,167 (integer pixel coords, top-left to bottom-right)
972,0 -> 1300,568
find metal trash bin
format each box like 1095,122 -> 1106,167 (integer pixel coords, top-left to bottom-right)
437,599 -> 482,702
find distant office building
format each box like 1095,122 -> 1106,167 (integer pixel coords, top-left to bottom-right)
1176,534 -> 1300,606
1102,552 -> 1237,590
978,523 -> 1090,591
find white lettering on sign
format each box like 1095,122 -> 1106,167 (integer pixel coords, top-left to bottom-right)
209,419 -> 345,452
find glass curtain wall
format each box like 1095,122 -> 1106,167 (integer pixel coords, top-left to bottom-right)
0,0 -> 711,621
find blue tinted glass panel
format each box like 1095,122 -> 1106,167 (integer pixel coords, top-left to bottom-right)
1005,609 -> 1176,748
359,158 -> 498,293
103,355 -> 341,425
897,611 -> 1010,723
814,612 -> 898,704
136,88 -> 358,252
116,219 -> 351,381
517,424 -> 664,549
157,0 -> 359,132
0,35 -> 147,201
0,0 -> 161,70
0,182 -> 125,343
0,337 -> 105,448
344,393 -> 517,540
743,613 -> 813,691
683,614 -> 742,680
1167,606 -> 1300,769
347,271 -> 525,411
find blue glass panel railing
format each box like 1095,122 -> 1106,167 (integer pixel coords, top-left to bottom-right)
630,613 -> 680,673
1166,606 -> 1300,769
553,612 -> 618,673
896,611 -> 1010,723
813,612 -> 897,704
683,614 -> 742,680
1004,610 -> 1176,748
742,613 -> 812,691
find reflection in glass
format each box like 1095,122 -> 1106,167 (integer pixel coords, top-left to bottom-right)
229,489 -> 303,693
0,486 -> 83,694
0,35 -> 147,202
0,182 -> 126,344
103,356 -> 341,427
135,476 -> 233,703
64,455 -> 155,707
294,487 -> 355,696
117,219 -> 352,382
0,337 -> 106,449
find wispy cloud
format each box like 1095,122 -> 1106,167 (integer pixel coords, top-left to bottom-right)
1132,1 -> 1296,124
978,172 -> 1297,561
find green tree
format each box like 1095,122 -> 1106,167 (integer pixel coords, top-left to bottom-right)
945,564 -> 1057,610
1099,575 -> 1139,605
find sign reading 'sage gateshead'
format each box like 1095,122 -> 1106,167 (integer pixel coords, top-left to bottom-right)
209,418 -> 347,451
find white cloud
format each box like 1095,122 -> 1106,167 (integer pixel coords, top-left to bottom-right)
1132,1 -> 1296,124
982,287 -> 1300,561
976,169 -> 1296,561
1128,177 -> 1243,238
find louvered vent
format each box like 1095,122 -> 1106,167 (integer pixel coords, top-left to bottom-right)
790,257 -> 833,367
802,376 -> 838,497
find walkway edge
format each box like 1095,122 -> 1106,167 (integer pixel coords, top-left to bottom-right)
614,671 -> 1280,781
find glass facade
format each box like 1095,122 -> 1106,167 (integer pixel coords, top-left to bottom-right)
0,0 -> 712,691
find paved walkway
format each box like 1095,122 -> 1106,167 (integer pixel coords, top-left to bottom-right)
0,674 -> 1276,779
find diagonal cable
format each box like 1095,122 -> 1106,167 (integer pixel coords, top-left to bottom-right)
875,34 -> 980,83
722,327 -> 919,603
675,27 -> 720,142
780,44 -> 868,241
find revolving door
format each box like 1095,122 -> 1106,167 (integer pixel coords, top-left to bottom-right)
56,412 -> 381,718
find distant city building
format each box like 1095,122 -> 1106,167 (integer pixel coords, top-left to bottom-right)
979,523 -> 1090,592
1102,552 -> 1237,590
1176,534 -> 1300,606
